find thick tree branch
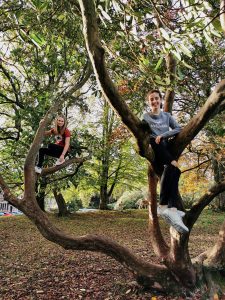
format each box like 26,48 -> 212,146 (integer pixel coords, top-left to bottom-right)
203,219 -> 225,268
39,156 -> 88,177
148,165 -> 169,257
186,181 -> 225,229
172,80 -> 225,157
164,55 -> 176,112
77,0 -> 154,161
0,172 -> 180,290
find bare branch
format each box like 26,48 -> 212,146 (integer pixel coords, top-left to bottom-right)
0,62 -> 23,108
40,156 -> 89,177
182,159 -> 211,174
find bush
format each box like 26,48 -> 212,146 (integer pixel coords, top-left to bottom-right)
107,203 -> 116,210
67,198 -> 83,212
114,189 -> 147,210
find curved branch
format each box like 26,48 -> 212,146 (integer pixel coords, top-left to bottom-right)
40,156 -> 89,177
172,80 -> 225,157
187,180 -> 225,229
77,0 -> 154,161
0,172 -> 178,290
0,174 -> 22,208
163,53 -> 176,111
147,165 -> 169,257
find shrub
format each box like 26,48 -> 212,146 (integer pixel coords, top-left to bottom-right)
114,189 -> 147,210
182,195 -> 196,209
67,198 -> 83,212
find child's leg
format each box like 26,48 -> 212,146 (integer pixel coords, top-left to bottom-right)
36,147 -> 49,168
36,144 -> 64,167
167,166 -> 181,208
47,144 -> 64,158
159,164 -> 175,206
150,138 -> 174,166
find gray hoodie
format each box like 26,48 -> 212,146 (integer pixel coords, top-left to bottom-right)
142,111 -> 181,139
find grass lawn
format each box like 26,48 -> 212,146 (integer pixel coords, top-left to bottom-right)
0,209 -> 224,300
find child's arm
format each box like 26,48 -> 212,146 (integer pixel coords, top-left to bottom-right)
44,129 -> 54,136
58,137 -> 70,162
39,119 -> 54,136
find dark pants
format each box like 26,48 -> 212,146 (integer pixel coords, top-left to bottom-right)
150,138 -> 181,208
37,143 -> 66,167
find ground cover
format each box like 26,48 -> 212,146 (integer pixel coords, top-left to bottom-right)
0,209 -> 224,300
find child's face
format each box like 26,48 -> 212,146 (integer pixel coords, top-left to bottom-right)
148,92 -> 162,110
57,117 -> 65,127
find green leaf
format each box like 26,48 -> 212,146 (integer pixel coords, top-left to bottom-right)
29,0 -> 42,9
177,67 -> 184,80
160,28 -> 170,41
98,5 -> 112,22
212,19 -> 222,32
179,43 -> 192,58
29,33 -> 46,47
210,28 -> 221,38
112,0 -> 121,12
154,56 -> 163,71
171,50 -> 181,61
181,60 -> 193,69
120,22 -> 125,31
203,31 -> 214,44
154,75 -> 167,85
57,14 -> 66,21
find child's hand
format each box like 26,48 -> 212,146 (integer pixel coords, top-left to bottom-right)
155,136 -> 162,144
58,155 -> 65,163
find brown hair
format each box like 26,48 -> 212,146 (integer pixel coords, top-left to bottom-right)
54,115 -> 68,135
146,89 -> 162,101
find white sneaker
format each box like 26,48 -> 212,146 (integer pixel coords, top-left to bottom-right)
157,206 -> 167,215
35,166 -> 42,174
161,208 -> 189,233
158,206 -> 185,218
55,158 -> 65,166
177,209 -> 185,217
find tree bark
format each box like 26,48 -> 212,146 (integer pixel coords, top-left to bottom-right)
36,177 -> 47,211
212,157 -> 225,210
203,219 -> 225,269
99,183 -> 108,210
53,189 -> 70,217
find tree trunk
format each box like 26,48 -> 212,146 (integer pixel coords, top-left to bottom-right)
36,178 -> 47,211
53,189 -> 70,217
212,157 -> 225,210
99,184 -> 108,210
99,100 -> 112,210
